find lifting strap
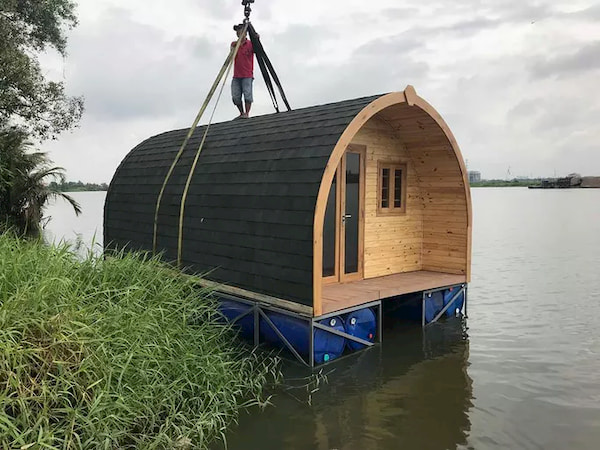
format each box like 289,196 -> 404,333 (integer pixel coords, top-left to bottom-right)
248,23 -> 291,112
176,27 -> 245,266
152,23 -> 249,257
152,1 -> 292,264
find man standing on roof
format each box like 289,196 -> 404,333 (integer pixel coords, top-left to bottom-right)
231,24 -> 257,119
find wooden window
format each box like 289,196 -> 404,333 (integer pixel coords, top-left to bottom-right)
378,162 -> 407,215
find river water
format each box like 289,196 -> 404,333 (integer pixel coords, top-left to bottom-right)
44,188 -> 600,449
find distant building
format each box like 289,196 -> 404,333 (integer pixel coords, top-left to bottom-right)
468,171 -> 481,183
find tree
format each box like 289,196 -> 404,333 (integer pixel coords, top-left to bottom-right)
0,127 -> 81,236
0,0 -> 84,140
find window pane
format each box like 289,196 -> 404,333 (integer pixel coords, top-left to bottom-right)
323,173 -> 337,277
394,169 -> 402,208
381,168 -> 390,208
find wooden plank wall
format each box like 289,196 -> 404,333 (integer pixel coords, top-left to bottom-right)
350,118 -> 424,279
411,144 -> 468,275
384,102 -> 469,276
352,103 -> 469,279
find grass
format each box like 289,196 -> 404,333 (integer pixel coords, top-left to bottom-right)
0,234 -> 280,449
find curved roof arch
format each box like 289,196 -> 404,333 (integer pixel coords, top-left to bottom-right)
311,86 -> 472,313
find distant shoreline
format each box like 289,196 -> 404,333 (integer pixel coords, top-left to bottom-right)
469,181 -> 539,188
470,176 -> 600,188
60,188 -> 108,192
50,181 -> 109,192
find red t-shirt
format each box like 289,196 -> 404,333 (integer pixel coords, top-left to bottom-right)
231,39 -> 254,78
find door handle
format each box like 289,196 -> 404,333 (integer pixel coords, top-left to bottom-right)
342,214 -> 352,223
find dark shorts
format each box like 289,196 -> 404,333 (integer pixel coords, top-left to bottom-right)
231,77 -> 253,105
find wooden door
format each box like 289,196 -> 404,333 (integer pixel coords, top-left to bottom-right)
322,145 -> 365,283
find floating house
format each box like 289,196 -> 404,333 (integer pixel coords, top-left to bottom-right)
104,86 -> 472,366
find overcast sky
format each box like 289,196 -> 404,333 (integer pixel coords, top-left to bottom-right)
40,0 -> 600,182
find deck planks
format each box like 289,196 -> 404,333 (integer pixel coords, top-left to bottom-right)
321,270 -> 466,314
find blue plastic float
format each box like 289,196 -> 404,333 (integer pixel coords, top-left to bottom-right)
217,298 -> 347,364
217,299 -> 255,340
260,312 -> 346,364
424,291 -> 445,324
443,287 -> 465,317
344,308 -> 377,350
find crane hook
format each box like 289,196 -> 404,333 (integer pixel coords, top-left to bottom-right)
242,0 -> 254,23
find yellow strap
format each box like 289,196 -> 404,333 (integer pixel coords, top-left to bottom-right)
177,24 -> 248,266
153,24 -> 248,254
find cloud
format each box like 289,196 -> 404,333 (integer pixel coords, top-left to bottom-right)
268,31 -> 430,109
564,4 -> 600,21
354,33 -> 425,58
43,114 -> 172,184
66,8 -> 221,121
202,0 -> 245,20
437,17 -> 501,37
509,98 -> 541,119
496,0 -> 554,23
531,41 -> 600,79
268,24 -> 339,63
379,7 -> 421,20
38,0 -> 600,183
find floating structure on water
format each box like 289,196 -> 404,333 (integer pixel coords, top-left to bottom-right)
104,86 -> 472,366
529,173 -> 600,189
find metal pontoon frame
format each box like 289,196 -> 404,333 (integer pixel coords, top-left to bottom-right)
218,282 -> 467,367
218,293 -> 382,368
422,283 -> 468,327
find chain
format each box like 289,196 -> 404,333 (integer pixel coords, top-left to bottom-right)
242,0 -> 254,23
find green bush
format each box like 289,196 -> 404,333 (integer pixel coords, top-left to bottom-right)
0,234 -> 279,449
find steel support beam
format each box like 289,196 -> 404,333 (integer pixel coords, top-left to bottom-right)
231,308 -> 253,324
309,321 -> 315,368
313,322 -> 375,347
253,306 -> 260,347
377,301 -> 383,343
425,285 -> 466,326
258,309 -> 309,367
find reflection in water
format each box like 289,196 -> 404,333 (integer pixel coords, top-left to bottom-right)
220,319 -> 472,450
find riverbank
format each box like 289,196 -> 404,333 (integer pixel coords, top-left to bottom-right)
470,180 -> 541,187
471,176 -> 600,189
0,234 -> 280,449
49,181 -> 108,192
529,175 -> 600,189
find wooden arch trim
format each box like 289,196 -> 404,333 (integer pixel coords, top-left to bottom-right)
312,85 -> 473,316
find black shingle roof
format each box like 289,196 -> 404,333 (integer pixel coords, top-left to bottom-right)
104,94 -> 382,306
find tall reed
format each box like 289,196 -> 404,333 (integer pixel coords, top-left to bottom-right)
0,234 -> 280,449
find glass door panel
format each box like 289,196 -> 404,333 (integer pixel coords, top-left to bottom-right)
322,173 -> 337,278
344,152 -> 360,275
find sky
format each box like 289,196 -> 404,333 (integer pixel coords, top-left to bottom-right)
40,0 -> 600,182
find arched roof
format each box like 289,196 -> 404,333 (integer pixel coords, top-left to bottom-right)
104,86 -> 471,312
105,94 -> 381,306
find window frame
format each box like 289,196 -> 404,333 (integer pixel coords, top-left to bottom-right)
377,161 -> 407,215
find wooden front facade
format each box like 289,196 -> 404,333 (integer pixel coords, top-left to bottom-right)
312,87 -> 471,315
105,86 -> 471,318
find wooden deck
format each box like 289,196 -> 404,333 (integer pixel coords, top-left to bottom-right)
322,271 -> 466,315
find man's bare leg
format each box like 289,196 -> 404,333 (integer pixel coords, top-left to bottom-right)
236,103 -> 244,117
244,102 -> 252,118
